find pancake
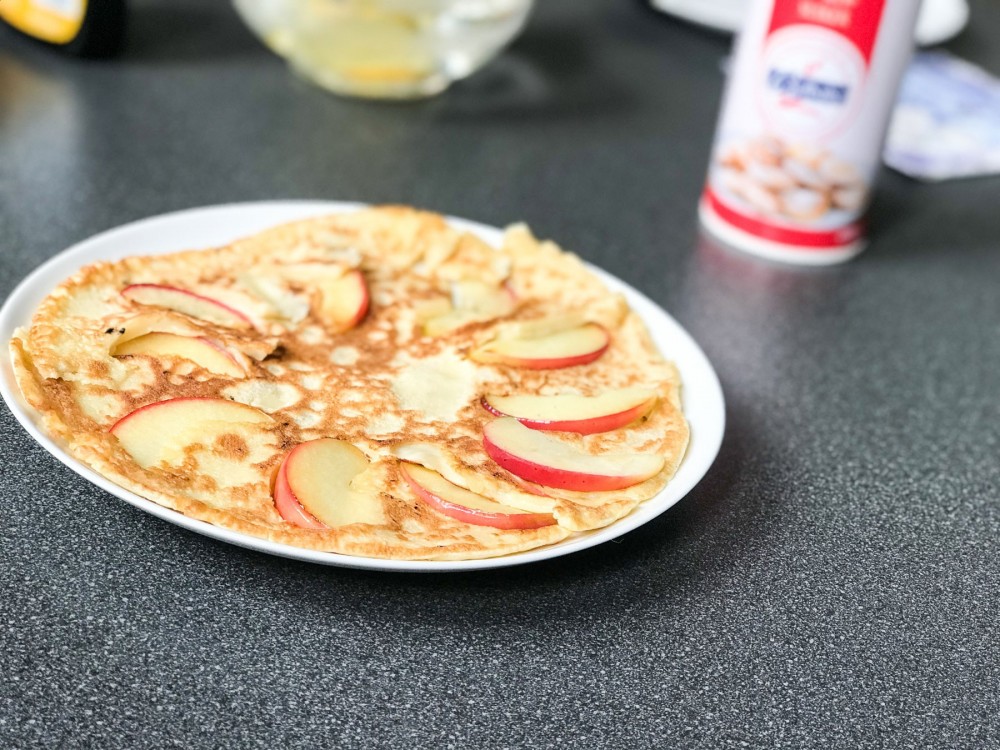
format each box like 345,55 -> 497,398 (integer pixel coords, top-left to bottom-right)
9,206 -> 689,560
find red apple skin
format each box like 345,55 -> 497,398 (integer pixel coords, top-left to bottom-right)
340,270 -> 370,330
199,337 -> 243,367
482,433 -> 655,492
115,333 -> 245,376
475,325 -> 611,370
480,395 -> 656,435
498,344 -> 608,371
107,396 -> 254,434
506,474 -> 552,498
122,284 -> 254,327
108,399 -> 164,435
272,449 -> 328,530
317,270 -> 370,333
399,463 -> 555,530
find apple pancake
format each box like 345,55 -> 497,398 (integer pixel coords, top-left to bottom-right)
9,207 -> 689,561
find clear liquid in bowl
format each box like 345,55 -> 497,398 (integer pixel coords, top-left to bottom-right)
234,0 -> 534,99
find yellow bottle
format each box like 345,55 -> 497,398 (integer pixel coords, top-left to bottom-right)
0,0 -> 126,57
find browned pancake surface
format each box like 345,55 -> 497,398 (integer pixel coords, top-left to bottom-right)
10,207 -> 688,560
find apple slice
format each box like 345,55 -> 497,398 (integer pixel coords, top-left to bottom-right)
493,312 -> 586,342
470,324 -> 610,369
482,417 -> 664,492
481,387 -> 657,434
399,462 -> 555,530
272,457 -> 326,530
113,332 -> 245,377
114,311 -> 196,346
423,311 -> 479,337
273,438 -> 380,528
451,279 -> 515,317
316,270 -> 369,333
109,397 -> 273,469
414,297 -> 453,324
122,284 -> 253,329
422,280 -> 516,336
507,474 -> 551,497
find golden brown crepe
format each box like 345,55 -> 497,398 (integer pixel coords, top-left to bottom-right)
9,207 -> 688,560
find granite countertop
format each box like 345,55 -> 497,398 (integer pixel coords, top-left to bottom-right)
1,1 -> 997,747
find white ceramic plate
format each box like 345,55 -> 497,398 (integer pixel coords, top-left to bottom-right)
649,0 -> 969,47
0,201 -> 725,572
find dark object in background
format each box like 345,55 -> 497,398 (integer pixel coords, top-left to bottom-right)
0,0 -> 127,58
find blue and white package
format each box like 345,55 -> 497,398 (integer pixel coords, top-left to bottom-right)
885,52 -> 1000,181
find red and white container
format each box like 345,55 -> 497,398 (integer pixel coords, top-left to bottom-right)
700,0 -> 921,264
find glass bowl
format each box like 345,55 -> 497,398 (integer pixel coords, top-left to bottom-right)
233,0 -> 535,99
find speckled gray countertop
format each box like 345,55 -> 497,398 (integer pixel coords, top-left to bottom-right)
1,1 -> 998,747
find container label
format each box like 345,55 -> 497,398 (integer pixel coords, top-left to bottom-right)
759,27 -> 865,139
768,0 -> 887,63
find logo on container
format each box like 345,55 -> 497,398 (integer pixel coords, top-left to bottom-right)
757,26 -> 864,140
767,68 -> 848,104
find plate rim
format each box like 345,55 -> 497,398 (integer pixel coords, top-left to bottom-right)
0,200 -> 725,572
